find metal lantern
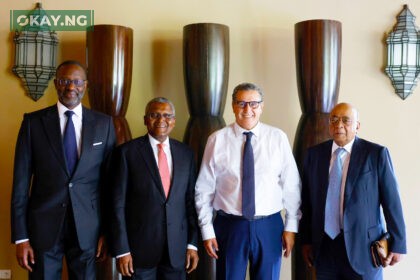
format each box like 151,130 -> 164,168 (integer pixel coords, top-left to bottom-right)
385,5 -> 420,100
12,3 -> 59,101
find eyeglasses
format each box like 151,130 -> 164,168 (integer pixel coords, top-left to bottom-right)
146,112 -> 175,120
234,100 -> 263,109
329,116 -> 353,126
57,79 -> 86,87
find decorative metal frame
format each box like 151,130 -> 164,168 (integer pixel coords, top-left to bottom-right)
385,5 -> 420,100
12,3 -> 58,101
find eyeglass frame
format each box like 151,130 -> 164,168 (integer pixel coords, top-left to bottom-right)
233,100 -> 263,109
56,79 -> 86,87
329,116 -> 354,126
146,112 -> 175,120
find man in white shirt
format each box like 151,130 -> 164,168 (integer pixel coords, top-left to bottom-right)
195,82 -> 302,280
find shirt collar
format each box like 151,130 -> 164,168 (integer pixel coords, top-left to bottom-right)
332,137 -> 355,155
233,122 -> 261,138
148,134 -> 170,147
57,101 -> 83,118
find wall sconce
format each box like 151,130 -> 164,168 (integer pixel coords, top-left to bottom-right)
12,3 -> 59,101
385,5 -> 420,100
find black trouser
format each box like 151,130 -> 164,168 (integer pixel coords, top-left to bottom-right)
30,206 -> 96,280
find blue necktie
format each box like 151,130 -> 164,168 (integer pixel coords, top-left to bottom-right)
242,132 -> 255,219
63,110 -> 78,175
324,147 -> 346,239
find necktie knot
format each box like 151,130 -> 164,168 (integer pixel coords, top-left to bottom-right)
335,147 -> 345,157
244,131 -> 253,141
65,110 -> 74,118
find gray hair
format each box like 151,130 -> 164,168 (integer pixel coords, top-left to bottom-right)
144,97 -> 176,116
232,82 -> 264,101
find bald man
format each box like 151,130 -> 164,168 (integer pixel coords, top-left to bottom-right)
300,103 -> 406,280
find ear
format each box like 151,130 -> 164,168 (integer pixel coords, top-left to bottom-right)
355,121 -> 361,132
83,80 -> 89,91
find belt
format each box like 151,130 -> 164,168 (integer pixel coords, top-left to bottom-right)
216,210 -> 276,221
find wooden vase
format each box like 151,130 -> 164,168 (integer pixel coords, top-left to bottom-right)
183,22 -> 229,280
293,19 -> 342,280
86,24 -> 134,280
87,24 -> 133,145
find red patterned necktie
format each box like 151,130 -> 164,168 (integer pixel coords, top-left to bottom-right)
158,143 -> 170,197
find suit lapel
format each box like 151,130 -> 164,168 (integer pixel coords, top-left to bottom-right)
136,136 -> 167,198
320,141 -> 333,202
73,107 -> 94,176
168,140 -> 181,200
41,106 -> 68,174
344,137 -> 367,204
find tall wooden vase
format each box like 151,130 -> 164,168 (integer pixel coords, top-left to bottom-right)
87,24 -> 133,145
183,23 -> 229,280
293,19 -> 342,280
86,24 -> 133,280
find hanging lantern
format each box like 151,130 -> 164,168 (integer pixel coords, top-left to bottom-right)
12,2 -> 59,101
385,5 -> 420,100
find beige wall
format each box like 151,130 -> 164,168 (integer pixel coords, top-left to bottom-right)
1,0 -> 419,279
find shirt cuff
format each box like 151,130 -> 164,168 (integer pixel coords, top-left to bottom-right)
187,244 -> 198,251
200,224 -> 216,241
284,218 -> 299,233
116,252 -> 130,258
15,239 -> 29,244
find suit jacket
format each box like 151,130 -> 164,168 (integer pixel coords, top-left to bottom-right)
110,135 -> 198,269
11,105 -> 116,251
300,137 -> 406,275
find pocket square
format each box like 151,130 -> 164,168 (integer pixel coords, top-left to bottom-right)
93,142 -> 103,146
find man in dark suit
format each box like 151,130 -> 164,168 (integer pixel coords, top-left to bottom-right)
110,97 -> 199,280
300,102 -> 406,280
11,60 -> 116,279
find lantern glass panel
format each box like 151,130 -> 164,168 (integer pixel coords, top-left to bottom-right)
402,42 -> 408,65
408,43 -> 417,65
26,42 -> 36,65
35,41 -> 42,66
392,44 -> 402,66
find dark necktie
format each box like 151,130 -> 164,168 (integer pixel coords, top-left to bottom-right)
242,132 -> 255,219
63,110 -> 78,175
324,147 -> 346,239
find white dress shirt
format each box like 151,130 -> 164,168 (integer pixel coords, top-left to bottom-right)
148,135 -> 173,179
58,101 -> 83,157
330,139 -> 355,229
195,122 -> 302,240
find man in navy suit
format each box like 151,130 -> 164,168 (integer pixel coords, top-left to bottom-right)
300,102 -> 406,280
11,60 -> 116,279
110,97 -> 199,280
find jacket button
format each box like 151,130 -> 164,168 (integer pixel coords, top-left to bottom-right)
69,183 -> 73,188
61,203 -> 67,207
